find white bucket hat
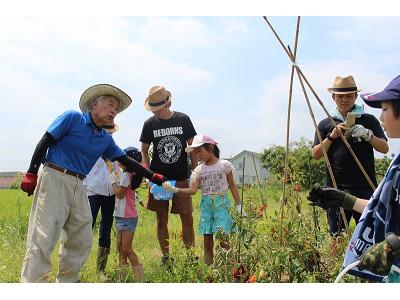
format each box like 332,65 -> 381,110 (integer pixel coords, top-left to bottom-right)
79,84 -> 132,113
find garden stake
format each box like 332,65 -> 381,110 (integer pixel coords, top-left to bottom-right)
263,16 -> 376,192
280,16 -> 301,245
237,156 -> 246,263
292,51 -> 349,232
262,16 -> 347,231
250,152 -> 266,204
308,153 -> 320,246
262,16 -> 379,232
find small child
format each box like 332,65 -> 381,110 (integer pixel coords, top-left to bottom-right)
111,147 -> 144,281
163,134 -> 244,265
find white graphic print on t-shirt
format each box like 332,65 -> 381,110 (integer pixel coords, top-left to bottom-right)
157,135 -> 182,164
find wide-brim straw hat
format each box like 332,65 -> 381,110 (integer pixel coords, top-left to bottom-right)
327,76 -> 361,94
144,85 -> 172,112
80,84 -> 132,113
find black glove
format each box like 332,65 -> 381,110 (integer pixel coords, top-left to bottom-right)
307,185 -> 357,210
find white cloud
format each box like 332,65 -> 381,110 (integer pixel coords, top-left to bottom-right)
0,17 -> 215,171
136,17 -> 218,49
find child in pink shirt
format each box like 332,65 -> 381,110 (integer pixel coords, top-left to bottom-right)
112,147 -> 143,281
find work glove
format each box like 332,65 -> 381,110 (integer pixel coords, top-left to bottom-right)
358,233 -> 400,276
307,185 -> 357,210
236,203 -> 247,217
21,173 -> 38,196
162,181 -> 179,193
347,124 -> 373,142
151,173 -> 167,186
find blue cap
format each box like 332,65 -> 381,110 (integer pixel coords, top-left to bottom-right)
361,75 -> 400,108
124,147 -> 142,162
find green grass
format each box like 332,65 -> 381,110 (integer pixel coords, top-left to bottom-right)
0,186 -> 356,283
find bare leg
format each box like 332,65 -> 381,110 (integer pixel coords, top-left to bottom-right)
180,212 -> 195,248
204,234 -> 214,265
156,212 -> 170,256
121,231 -> 139,267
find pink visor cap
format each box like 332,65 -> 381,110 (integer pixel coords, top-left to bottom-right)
185,134 -> 218,153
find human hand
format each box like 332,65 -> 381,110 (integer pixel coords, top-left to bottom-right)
347,124 -> 373,142
307,185 -> 357,210
151,173 -> 166,186
162,181 -> 179,193
329,123 -> 347,140
358,233 -> 400,276
21,173 -> 38,196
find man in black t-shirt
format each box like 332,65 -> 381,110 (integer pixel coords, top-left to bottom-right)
312,75 -> 388,235
140,85 -> 198,262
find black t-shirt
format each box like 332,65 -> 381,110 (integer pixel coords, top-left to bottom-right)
140,111 -> 197,181
312,113 -> 387,188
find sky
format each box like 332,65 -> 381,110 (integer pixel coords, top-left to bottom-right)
1,7 -> 400,172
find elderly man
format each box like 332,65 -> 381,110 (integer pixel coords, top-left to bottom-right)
140,85 -> 197,265
311,75 -> 388,235
20,84 -> 166,283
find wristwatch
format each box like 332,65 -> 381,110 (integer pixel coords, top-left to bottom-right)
386,232 -> 400,252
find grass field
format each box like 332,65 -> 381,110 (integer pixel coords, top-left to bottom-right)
0,186 -> 356,283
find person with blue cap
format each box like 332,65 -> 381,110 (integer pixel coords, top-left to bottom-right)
308,75 -> 400,283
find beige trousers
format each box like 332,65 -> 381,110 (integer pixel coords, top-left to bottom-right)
20,166 -> 93,283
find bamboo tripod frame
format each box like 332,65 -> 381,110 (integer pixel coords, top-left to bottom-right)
262,16 -> 377,241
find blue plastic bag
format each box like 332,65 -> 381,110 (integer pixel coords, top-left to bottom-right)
149,180 -> 176,200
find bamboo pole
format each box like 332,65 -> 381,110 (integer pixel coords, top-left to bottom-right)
250,152 -> 266,203
279,16 -> 301,244
262,16 -> 376,192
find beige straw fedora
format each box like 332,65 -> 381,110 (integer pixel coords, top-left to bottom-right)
144,85 -> 172,112
327,76 -> 361,94
79,84 -> 132,113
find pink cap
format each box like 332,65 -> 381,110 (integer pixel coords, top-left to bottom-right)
185,134 -> 218,153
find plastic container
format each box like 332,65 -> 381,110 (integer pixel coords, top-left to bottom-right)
149,180 -> 176,200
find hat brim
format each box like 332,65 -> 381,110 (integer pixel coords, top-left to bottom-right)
361,91 -> 400,108
327,88 -> 361,94
185,142 -> 205,153
144,90 -> 172,112
80,84 -> 132,113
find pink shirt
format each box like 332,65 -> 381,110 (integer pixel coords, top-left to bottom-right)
113,172 -> 138,218
191,159 -> 234,196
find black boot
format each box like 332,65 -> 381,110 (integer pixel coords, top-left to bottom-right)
97,247 -> 110,273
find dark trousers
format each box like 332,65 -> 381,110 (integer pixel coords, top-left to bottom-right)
88,194 -> 116,248
328,186 -> 373,235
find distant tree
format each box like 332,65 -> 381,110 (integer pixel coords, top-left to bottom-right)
260,137 -> 325,189
260,137 -> 394,190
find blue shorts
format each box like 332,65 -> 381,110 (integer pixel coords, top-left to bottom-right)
198,193 -> 236,235
115,216 -> 138,232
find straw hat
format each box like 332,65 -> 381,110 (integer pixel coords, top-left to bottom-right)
327,76 -> 361,94
79,84 -> 132,113
144,85 -> 172,112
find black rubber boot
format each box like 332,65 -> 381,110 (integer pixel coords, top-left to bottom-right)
97,247 -> 110,273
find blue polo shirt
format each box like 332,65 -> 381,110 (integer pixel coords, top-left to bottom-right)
45,110 -> 125,176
